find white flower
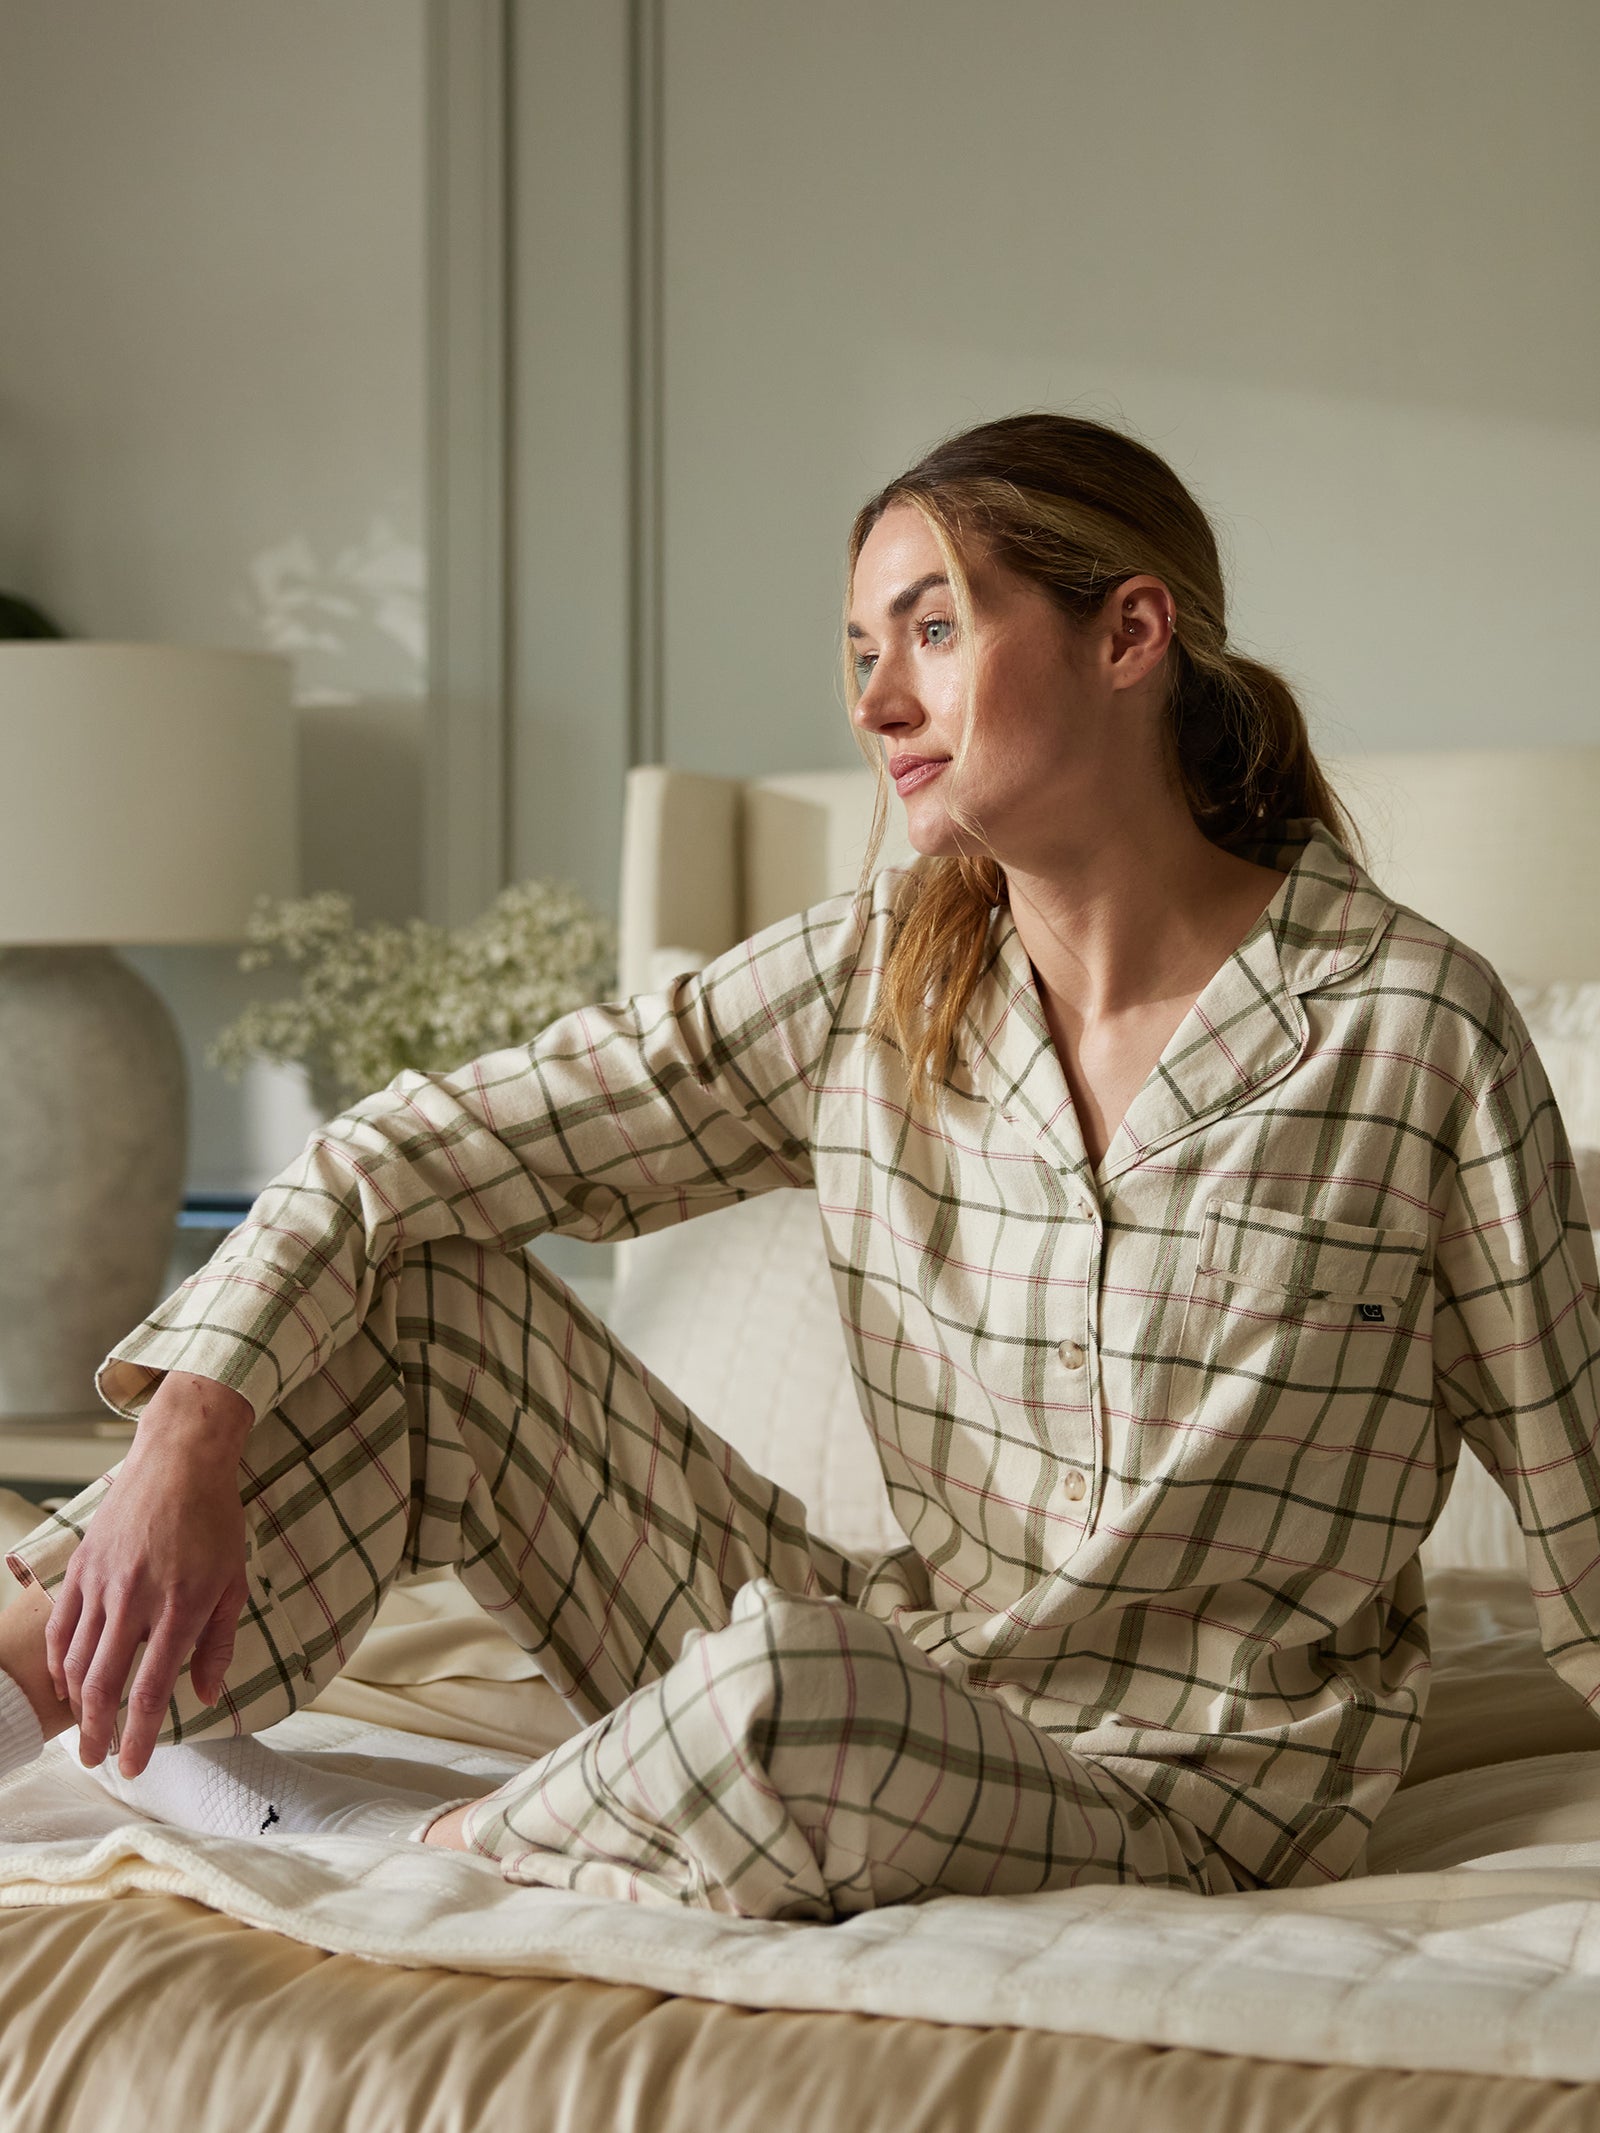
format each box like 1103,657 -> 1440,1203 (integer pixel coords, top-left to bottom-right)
207,880 -> 618,1105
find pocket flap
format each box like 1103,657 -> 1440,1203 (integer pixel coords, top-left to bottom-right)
1197,1201 -> 1426,1303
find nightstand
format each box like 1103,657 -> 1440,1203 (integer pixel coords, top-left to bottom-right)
0,1412 -> 135,1507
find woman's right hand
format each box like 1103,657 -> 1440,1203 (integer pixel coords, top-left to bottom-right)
44,1371 -> 256,1779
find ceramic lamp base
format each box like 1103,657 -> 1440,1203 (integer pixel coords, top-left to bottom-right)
0,946 -> 185,1416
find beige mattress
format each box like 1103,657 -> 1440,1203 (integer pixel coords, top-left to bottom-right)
5,1504 -> 1600,2129
5,1893 -> 1599,2133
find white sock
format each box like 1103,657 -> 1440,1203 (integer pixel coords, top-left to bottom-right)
0,1670 -> 44,1784
83,1732 -> 461,1844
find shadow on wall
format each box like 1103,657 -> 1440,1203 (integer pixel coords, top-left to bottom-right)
296,695 -> 424,926
234,516 -> 427,927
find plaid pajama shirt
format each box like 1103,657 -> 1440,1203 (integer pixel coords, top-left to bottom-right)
12,819 -> 1600,1916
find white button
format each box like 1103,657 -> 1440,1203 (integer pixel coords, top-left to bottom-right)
1057,1338 -> 1087,1369
1061,1469 -> 1088,1502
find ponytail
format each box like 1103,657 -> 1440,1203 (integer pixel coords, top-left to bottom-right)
1168,644 -> 1356,853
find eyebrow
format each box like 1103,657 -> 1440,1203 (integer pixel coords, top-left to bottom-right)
846,572 -> 949,641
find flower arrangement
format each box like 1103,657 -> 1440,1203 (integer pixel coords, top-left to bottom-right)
208,879 -> 618,1109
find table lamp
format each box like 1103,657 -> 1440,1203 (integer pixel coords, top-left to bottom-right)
0,644 -> 296,1419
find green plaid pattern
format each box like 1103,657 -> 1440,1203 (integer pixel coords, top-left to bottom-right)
11,1238 -> 1239,1914
11,819 -> 1600,1907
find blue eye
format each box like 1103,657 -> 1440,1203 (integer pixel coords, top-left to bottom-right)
852,617 -> 954,690
853,654 -> 875,687
923,618 -> 953,646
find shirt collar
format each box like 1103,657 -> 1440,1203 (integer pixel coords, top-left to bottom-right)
953,819 -> 1396,1188
1231,816 -> 1397,1000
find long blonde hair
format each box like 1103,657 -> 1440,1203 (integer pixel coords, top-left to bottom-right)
841,411 -> 1353,1097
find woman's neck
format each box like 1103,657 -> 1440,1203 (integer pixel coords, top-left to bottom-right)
995,804 -> 1288,1171
1000,803 -> 1287,1026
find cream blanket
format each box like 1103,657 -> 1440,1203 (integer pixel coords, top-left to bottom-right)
10,1704 -> 1600,2082
8,1491 -> 1600,2084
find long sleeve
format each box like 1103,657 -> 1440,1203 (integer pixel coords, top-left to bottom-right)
94,890 -> 868,1429
1432,1007 -> 1600,1710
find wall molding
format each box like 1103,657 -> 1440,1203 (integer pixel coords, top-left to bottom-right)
627,0 -> 665,770
423,0 -> 511,925
427,0 -> 664,919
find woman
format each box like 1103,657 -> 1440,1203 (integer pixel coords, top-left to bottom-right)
3,412 -> 1596,1917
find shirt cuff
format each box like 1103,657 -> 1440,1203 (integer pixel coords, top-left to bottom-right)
92,1271 -> 333,1427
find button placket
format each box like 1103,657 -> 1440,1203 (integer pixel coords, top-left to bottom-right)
1059,1194 -> 1103,1517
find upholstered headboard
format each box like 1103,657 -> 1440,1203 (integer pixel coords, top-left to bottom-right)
619,751 -> 1600,992
612,749 -> 1600,1574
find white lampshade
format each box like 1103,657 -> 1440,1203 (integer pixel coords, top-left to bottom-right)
0,642 -> 296,943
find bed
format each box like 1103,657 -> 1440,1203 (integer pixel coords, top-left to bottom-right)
5,748 -> 1600,2132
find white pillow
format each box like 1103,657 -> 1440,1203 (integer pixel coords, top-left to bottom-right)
1418,1441 -> 1523,1577
609,1193 -> 905,1559
1509,977 -> 1600,1203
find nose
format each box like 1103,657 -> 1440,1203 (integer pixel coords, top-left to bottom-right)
850,647 -> 927,741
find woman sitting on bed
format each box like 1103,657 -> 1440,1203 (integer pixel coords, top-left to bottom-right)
3,412 -> 1597,1915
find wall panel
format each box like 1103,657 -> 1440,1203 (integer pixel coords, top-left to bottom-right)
504,0 -> 633,917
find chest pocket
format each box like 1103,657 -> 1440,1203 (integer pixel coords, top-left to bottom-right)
1194,1201 -> 1426,1305
1178,1200 -> 1427,1419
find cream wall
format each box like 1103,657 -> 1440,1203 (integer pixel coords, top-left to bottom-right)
0,0 -> 427,1191
645,0 -> 1599,778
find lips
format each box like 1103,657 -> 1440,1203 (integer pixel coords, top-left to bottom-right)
890,756 -> 949,793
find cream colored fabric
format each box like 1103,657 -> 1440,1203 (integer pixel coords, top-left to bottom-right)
1512,980 -> 1600,1340
9,1895 -> 1595,2133
0,1485 -> 581,1760
1418,1440 -> 1526,1576
11,1489 -> 1600,2079
10,1487 -> 1578,1800
9,1485 -> 1581,1797
1400,1565 -> 1600,1790
610,1190 -> 906,1557
11,1709 -> 1600,2081
50,825 -> 1584,1898
610,764 -> 1600,1606
318,1565 -> 544,1687
604,970 -> 1600,1594
1510,979 -> 1600,1144
613,1190 -> 1546,1587
0,1488 -> 548,1694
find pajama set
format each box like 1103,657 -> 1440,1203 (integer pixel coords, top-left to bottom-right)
12,820 -> 1600,1919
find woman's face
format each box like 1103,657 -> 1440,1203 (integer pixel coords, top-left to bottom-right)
847,501 -> 1173,870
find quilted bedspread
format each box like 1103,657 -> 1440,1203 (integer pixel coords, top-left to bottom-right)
8,1703 -> 1600,2085
6,1474 -> 1600,2088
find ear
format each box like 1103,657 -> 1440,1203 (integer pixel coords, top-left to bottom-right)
1105,578 -> 1175,688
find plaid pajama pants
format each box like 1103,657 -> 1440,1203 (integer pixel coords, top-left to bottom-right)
15,1236 -> 1246,1917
